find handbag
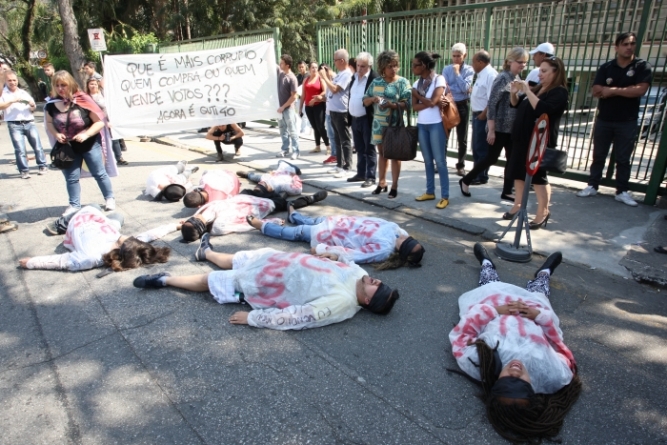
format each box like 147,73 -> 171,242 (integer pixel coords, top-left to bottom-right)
382,101 -> 418,161
50,107 -> 76,169
539,147 -> 568,174
439,79 -> 461,135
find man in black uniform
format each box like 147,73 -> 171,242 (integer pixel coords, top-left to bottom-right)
577,32 -> 652,207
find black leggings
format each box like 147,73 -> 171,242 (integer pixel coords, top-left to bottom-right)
462,131 -> 513,195
214,138 -> 243,154
304,103 -> 329,146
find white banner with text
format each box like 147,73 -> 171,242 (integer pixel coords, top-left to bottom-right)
104,40 -> 280,138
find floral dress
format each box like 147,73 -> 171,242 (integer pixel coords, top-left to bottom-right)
363,76 -> 412,145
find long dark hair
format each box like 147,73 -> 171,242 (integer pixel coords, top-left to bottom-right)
474,340 -> 582,443
533,57 -> 567,96
102,237 -> 170,271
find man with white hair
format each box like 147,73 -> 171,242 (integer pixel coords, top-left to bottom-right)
346,52 -> 379,187
319,49 -> 354,177
443,43 -> 475,177
526,42 -> 555,86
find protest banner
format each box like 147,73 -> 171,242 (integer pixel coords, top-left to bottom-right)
104,39 -> 280,138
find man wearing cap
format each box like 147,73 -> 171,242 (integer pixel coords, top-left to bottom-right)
183,169 -> 241,208
443,43 -> 475,177
145,161 -> 198,202
526,42 -> 555,86
133,247 -> 400,330
576,31 -> 652,207
236,160 -> 303,196
246,208 -> 425,267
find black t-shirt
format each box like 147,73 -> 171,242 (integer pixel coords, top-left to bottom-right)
593,57 -> 652,122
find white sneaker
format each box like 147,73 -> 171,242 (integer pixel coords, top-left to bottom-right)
275,152 -> 288,158
105,198 -> 116,211
327,167 -> 340,174
615,191 -> 638,207
38,167 -> 47,175
576,186 -> 597,197
290,152 -> 299,160
334,169 -> 350,178
62,205 -> 80,216
21,171 -> 31,179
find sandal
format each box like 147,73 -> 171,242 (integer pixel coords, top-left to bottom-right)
388,188 -> 398,199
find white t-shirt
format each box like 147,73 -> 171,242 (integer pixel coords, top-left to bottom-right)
0,87 -> 35,121
412,75 -> 447,125
526,68 -> 540,85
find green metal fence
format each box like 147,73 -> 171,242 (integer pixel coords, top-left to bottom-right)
158,28 -> 282,61
317,0 -> 667,204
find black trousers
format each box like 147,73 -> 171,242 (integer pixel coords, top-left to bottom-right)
462,131 -> 513,195
454,100 -> 470,169
304,103 -> 329,147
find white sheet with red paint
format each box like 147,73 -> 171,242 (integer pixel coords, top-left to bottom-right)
144,165 -> 194,198
448,281 -> 576,394
311,216 -> 408,264
26,206 -> 177,271
196,194 -> 275,236
259,162 -> 302,195
229,248 -> 365,330
199,170 -> 240,202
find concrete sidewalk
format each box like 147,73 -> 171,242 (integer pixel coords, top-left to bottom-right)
154,122 -> 667,285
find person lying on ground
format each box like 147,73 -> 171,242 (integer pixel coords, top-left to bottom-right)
448,243 -> 580,443
18,205 -> 178,271
133,244 -> 400,330
236,160 -> 303,196
246,204 -> 424,268
145,160 -> 198,202
183,169 -> 240,208
180,191 -> 328,242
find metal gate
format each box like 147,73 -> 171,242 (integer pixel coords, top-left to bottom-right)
317,0 -> 667,204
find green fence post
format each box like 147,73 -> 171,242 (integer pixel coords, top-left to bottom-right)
635,0 -> 654,56
645,127 -> 667,205
273,27 -> 281,61
484,6 -> 492,49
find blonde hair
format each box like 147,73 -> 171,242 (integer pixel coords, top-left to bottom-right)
503,47 -> 528,71
50,70 -> 79,100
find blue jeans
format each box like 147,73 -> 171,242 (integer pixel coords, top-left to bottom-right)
351,115 -> 376,180
278,107 -> 299,155
326,113 -> 338,157
471,112 -> 490,182
260,211 -> 325,242
62,139 -> 114,208
418,122 -> 449,198
7,121 -> 47,172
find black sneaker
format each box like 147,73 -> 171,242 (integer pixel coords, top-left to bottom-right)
190,166 -> 199,174
133,272 -> 171,289
535,252 -> 562,277
195,233 -> 212,261
312,190 -> 328,203
473,243 -> 495,268
236,171 -> 249,179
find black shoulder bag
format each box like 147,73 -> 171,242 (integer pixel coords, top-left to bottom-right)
382,101 -> 418,161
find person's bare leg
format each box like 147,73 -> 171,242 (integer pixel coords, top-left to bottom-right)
507,179 -> 524,215
204,251 -> 234,269
165,273 -> 210,292
532,184 -> 550,223
377,145 -> 387,187
391,160 -> 402,190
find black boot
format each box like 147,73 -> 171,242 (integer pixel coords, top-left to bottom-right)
535,252 -> 562,277
290,191 -> 328,210
473,242 -> 495,268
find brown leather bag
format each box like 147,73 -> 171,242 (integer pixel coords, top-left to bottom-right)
439,81 -> 461,135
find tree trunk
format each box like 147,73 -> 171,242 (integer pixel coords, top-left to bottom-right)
55,0 -> 87,87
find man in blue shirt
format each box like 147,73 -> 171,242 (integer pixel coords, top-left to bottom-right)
442,43 -> 475,177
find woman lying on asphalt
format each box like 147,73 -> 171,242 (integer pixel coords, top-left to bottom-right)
18,205 -> 177,272
449,243 -> 581,443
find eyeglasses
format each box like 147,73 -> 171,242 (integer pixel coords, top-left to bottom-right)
357,64 -> 369,68
411,62 -> 424,68
334,58 -> 345,62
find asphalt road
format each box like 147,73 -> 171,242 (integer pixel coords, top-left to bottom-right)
1,128 -> 666,445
